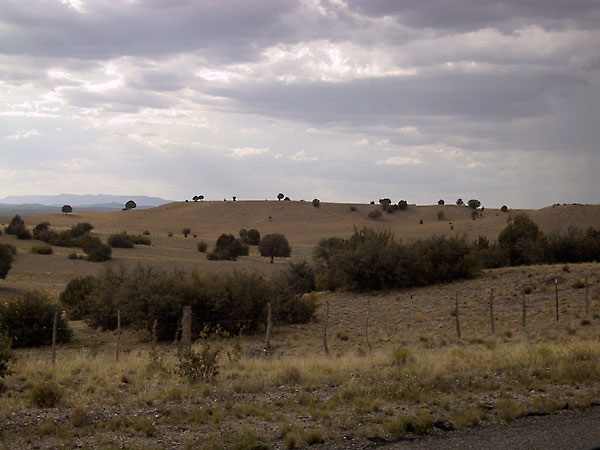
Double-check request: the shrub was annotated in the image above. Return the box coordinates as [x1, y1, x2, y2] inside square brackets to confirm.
[68, 252, 79, 260]
[82, 236, 112, 262]
[368, 209, 382, 219]
[246, 229, 261, 245]
[437, 211, 444, 221]
[468, 199, 481, 209]
[5, 215, 25, 235]
[30, 382, 63, 408]
[176, 345, 219, 383]
[143, 230, 151, 236]
[60, 276, 97, 320]
[30, 244, 53, 255]
[133, 235, 151, 245]
[349, 206, 357, 212]
[279, 261, 316, 294]
[197, 241, 208, 253]
[207, 234, 249, 261]
[33, 222, 51, 239]
[0, 291, 71, 347]
[182, 227, 191, 237]
[108, 232, 135, 248]
[0, 331, 12, 378]
[259, 233, 291, 263]
[16, 226, 32, 240]
[70, 223, 93, 238]
[0, 244, 15, 279]
[312, 198, 320, 208]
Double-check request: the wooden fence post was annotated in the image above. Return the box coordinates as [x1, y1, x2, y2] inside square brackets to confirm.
[489, 288, 495, 334]
[455, 292, 461, 339]
[522, 285, 527, 328]
[323, 300, 329, 355]
[585, 276, 589, 316]
[182, 306, 192, 352]
[265, 302, 272, 349]
[410, 295, 415, 345]
[555, 278, 559, 322]
[116, 308, 121, 361]
[52, 310, 58, 366]
[365, 298, 372, 351]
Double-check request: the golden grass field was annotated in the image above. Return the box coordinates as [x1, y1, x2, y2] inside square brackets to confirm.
[1, 201, 600, 449]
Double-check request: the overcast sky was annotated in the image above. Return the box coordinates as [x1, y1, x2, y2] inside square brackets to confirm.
[1, 0, 599, 208]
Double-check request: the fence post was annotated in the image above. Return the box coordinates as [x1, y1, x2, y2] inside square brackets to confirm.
[52, 310, 58, 366]
[489, 288, 495, 334]
[182, 305, 192, 353]
[323, 300, 329, 355]
[116, 308, 121, 361]
[265, 302, 272, 349]
[455, 292, 461, 339]
[410, 295, 415, 345]
[585, 276, 589, 316]
[522, 285, 527, 328]
[555, 278, 559, 322]
[365, 298, 372, 351]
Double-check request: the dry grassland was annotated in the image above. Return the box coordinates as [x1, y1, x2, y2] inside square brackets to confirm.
[0, 202, 600, 448]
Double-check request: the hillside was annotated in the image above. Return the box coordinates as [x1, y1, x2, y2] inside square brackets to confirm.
[6, 201, 600, 246]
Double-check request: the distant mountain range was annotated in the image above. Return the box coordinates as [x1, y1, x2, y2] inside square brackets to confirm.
[0, 194, 172, 216]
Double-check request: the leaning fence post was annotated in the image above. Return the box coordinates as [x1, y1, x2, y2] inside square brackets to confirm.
[522, 285, 527, 328]
[116, 308, 121, 361]
[52, 310, 58, 366]
[555, 278, 559, 322]
[455, 292, 461, 339]
[585, 276, 589, 316]
[489, 288, 495, 334]
[409, 295, 415, 345]
[365, 298, 372, 351]
[323, 300, 329, 355]
[182, 305, 192, 352]
[265, 302, 272, 349]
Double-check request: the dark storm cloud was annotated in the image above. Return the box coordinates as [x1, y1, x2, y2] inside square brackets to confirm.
[0, 0, 299, 62]
[344, 0, 600, 32]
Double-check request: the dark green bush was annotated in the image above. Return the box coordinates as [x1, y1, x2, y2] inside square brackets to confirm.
[30, 244, 53, 255]
[5, 215, 25, 235]
[133, 235, 151, 245]
[241, 229, 260, 246]
[0, 291, 71, 347]
[279, 261, 316, 294]
[16, 226, 32, 240]
[82, 236, 112, 262]
[33, 222, 51, 239]
[108, 232, 135, 248]
[0, 244, 15, 279]
[70, 223, 93, 238]
[197, 241, 208, 253]
[59, 276, 97, 320]
[207, 234, 249, 261]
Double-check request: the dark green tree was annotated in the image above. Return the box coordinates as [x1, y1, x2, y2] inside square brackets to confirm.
[0, 244, 14, 279]
[259, 233, 291, 263]
[125, 200, 136, 210]
[62, 205, 72, 214]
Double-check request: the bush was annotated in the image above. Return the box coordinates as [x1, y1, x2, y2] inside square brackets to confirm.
[33, 222, 51, 239]
[82, 236, 112, 262]
[182, 227, 191, 237]
[5, 215, 25, 235]
[176, 345, 219, 383]
[349, 206, 357, 212]
[16, 226, 32, 240]
[207, 234, 249, 261]
[108, 232, 135, 248]
[368, 209, 382, 220]
[70, 223, 93, 238]
[60, 276, 97, 320]
[133, 235, 151, 245]
[197, 241, 208, 253]
[30, 244, 53, 255]
[244, 229, 261, 246]
[0, 331, 12, 378]
[0, 244, 15, 279]
[259, 233, 291, 263]
[279, 261, 316, 294]
[437, 211, 444, 221]
[30, 382, 63, 408]
[0, 291, 71, 347]
[143, 230, 151, 236]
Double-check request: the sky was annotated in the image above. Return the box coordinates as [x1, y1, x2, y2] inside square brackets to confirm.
[1, 0, 599, 208]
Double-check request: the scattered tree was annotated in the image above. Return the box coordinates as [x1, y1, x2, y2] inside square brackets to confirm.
[398, 200, 408, 211]
[207, 234, 249, 261]
[259, 233, 291, 263]
[467, 199, 481, 209]
[125, 200, 137, 210]
[438, 199, 445, 205]
[62, 205, 72, 214]
[197, 241, 208, 253]
[239, 228, 260, 245]
[456, 198, 464, 206]
[379, 198, 392, 207]
[277, 193, 284, 201]
[284, 196, 291, 201]
[233, 196, 237, 201]
[312, 198, 320, 208]
[501, 205, 509, 212]
[182, 227, 191, 237]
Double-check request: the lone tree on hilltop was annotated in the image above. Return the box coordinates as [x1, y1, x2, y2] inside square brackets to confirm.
[62, 205, 72, 214]
[259, 233, 291, 263]
[277, 193, 284, 201]
[312, 198, 320, 207]
[0, 244, 15, 279]
[182, 227, 191, 238]
[438, 199, 445, 205]
[501, 205, 509, 212]
[456, 198, 464, 206]
[468, 199, 481, 209]
[125, 200, 136, 210]
[398, 200, 408, 211]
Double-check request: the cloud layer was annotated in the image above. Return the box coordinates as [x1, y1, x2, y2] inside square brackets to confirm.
[1, 0, 599, 207]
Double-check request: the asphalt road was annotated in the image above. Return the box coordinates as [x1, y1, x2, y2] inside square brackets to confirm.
[385, 406, 600, 450]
